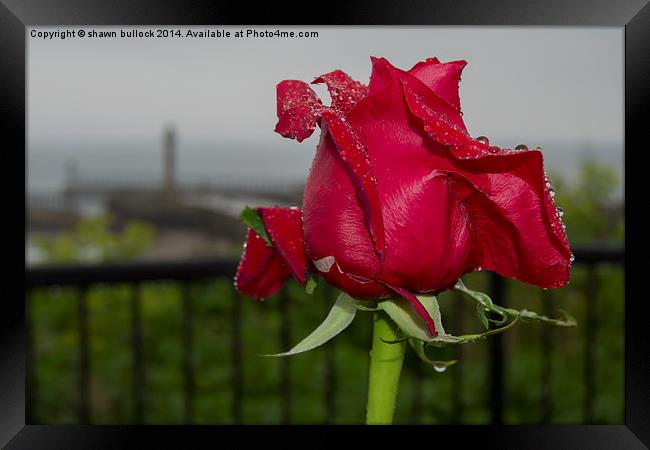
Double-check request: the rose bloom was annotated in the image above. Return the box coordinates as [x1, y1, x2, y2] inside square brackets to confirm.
[235, 56, 572, 336]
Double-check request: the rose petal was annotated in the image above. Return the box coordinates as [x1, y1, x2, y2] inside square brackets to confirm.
[447, 150, 571, 262]
[401, 82, 485, 157]
[367, 57, 466, 132]
[320, 109, 385, 256]
[348, 78, 473, 292]
[398, 76, 571, 286]
[320, 260, 391, 300]
[303, 125, 383, 281]
[312, 70, 368, 114]
[274, 80, 324, 142]
[348, 72, 570, 289]
[408, 58, 467, 112]
[408, 57, 441, 71]
[442, 169, 571, 288]
[235, 229, 291, 299]
[348, 78, 425, 149]
[376, 170, 474, 293]
[257, 206, 309, 284]
[398, 68, 565, 255]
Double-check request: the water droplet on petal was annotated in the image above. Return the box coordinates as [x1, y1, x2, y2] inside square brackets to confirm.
[515, 144, 528, 151]
[476, 136, 489, 145]
[433, 363, 447, 373]
[557, 207, 564, 218]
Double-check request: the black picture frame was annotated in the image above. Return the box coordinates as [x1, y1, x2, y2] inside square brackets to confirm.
[4, 0, 649, 447]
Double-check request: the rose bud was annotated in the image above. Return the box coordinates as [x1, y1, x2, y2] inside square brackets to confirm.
[236, 57, 572, 337]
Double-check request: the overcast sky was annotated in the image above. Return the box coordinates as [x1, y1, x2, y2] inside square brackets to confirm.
[27, 26, 623, 190]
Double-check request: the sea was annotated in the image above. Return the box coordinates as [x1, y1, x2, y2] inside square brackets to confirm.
[27, 136, 624, 198]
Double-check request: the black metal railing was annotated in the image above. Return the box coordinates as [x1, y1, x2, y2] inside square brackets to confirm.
[24, 244, 624, 424]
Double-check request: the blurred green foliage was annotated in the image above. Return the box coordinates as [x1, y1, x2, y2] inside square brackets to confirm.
[33, 214, 156, 263]
[28, 160, 624, 424]
[552, 159, 624, 243]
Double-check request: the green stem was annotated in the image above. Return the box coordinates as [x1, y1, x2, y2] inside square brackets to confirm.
[366, 311, 406, 425]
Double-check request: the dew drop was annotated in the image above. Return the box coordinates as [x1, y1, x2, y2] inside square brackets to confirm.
[515, 144, 528, 151]
[476, 136, 489, 145]
[557, 207, 564, 218]
[433, 363, 447, 373]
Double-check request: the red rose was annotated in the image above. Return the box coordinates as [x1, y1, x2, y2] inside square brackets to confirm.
[235, 56, 572, 337]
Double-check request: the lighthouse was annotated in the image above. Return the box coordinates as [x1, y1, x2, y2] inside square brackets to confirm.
[163, 125, 176, 196]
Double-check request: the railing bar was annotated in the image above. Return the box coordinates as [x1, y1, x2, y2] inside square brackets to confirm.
[451, 289, 464, 423]
[489, 273, 505, 425]
[540, 290, 554, 423]
[182, 282, 195, 424]
[279, 286, 292, 424]
[323, 284, 337, 425]
[77, 285, 90, 424]
[27, 258, 239, 287]
[231, 291, 243, 424]
[584, 264, 598, 423]
[25, 244, 622, 287]
[410, 364, 423, 424]
[25, 288, 37, 424]
[130, 282, 144, 424]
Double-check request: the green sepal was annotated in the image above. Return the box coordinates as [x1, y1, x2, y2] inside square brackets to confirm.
[455, 279, 577, 328]
[408, 338, 458, 372]
[476, 303, 490, 331]
[374, 293, 521, 345]
[377, 294, 447, 342]
[351, 301, 380, 312]
[499, 306, 577, 327]
[442, 313, 521, 344]
[455, 279, 494, 308]
[264, 292, 356, 357]
[240, 206, 272, 246]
